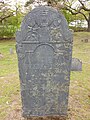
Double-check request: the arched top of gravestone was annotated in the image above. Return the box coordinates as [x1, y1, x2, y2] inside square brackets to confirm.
[19, 6, 72, 43]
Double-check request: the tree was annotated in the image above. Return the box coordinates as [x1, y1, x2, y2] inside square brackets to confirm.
[25, 0, 90, 32]
[62, 0, 90, 32]
[0, 0, 23, 37]
[0, 0, 13, 23]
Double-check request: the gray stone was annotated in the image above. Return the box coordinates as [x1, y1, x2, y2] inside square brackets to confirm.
[71, 58, 82, 71]
[16, 6, 73, 118]
[10, 48, 14, 54]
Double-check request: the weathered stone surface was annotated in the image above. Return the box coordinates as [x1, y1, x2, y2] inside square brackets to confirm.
[71, 58, 82, 71]
[16, 6, 73, 118]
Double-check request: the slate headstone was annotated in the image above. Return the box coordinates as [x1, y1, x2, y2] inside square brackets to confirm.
[16, 6, 73, 119]
[71, 58, 82, 71]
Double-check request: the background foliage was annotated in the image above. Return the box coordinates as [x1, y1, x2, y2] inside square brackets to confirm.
[0, 0, 90, 38]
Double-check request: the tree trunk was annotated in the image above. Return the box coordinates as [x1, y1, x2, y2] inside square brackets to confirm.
[87, 13, 90, 32]
[87, 21, 90, 32]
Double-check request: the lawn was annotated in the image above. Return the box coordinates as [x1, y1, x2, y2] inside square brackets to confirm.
[0, 32, 90, 120]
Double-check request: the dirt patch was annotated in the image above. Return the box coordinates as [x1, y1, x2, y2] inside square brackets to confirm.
[26, 116, 66, 120]
[5, 111, 67, 120]
[5, 108, 28, 120]
[0, 53, 4, 59]
[0, 37, 15, 40]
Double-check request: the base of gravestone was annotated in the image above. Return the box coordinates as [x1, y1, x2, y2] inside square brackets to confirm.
[24, 116, 67, 120]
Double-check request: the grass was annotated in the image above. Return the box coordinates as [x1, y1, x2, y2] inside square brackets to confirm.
[68, 32, 90, 120]
[0, 40, 21, 120]
[0, 32, 90, 120]
[0, 40, 18, 76]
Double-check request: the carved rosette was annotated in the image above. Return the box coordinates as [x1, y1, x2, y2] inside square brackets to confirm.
[20, 6, 72, 43]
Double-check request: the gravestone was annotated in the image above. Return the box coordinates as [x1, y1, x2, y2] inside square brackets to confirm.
[10, 48, 14, 54]
[71, 58, 82, 71]
[16, 6, 73, 119]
